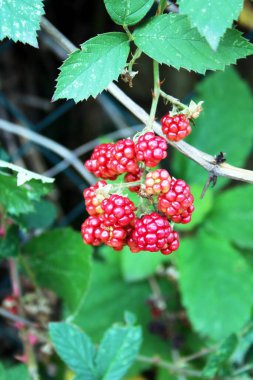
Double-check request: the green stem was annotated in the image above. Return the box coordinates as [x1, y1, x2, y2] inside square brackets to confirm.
[123, 25, 134, 41]
[157, 0, 168, 14]
[137, 355, 203, 378]
[128, 47, 142, 72]
[160, 89, 187, 110]
[148, 60, 160, 128]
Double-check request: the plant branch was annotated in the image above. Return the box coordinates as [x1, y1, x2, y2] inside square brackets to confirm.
[137, 355, 203, 378]
[148, 60, 161, 127]
[160, 89, 187, 110]
[0, 118, 95, 184]
[40, 17, 253, 185]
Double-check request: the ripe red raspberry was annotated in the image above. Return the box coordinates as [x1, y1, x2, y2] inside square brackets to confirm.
[101, 194, 136, 227]
[161, 113, 192, 142]
[108, 139, 139, 175]
[85, 143, 118, 180]
[83, 180, 107, 216]
[135, 132, 167, 167]
[145, 169, 171, 195]
[128, 212, 178, 253]
[81, 215, 104, 246]
[158, 179, 194, 224]
[124, 170, 143, 192]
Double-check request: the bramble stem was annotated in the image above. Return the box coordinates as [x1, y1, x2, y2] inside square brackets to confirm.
[148, 60, 160, 128]
[159, 89, 187, 110]
[123, 25, 134, 41]
[128, 48, 142, 73]
[137, 355, 203, 378]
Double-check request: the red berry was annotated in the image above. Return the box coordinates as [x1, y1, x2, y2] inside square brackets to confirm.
[161, 231, 180, 255]
[101, 194, 136, 227]
[128, 212, 179, 253]
[85, 143, 118, 180]
[135, 132, 167, 167]
[100, 223, 130, 251]
[145, 169, 171, 195]
[124, 170, 143, 192]
[158, 179, 194, 224]
[108, 139, 139, 175]
[81, 214, 130, 251]
[161, 113, 191, 142]
[2, 295, 18, 315]
[81, 215, 104, 246]
[83, 180, 107, 216]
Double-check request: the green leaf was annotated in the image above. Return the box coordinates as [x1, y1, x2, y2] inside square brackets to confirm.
[121, 246, 169, 282]
[175, 184, 213, 232]
[176, 68, 253, 187]
[0, 225, 19, 260]
[203, 335, 238, 378]
[95, 323, 142, 380]
[133, 14, 253, 74]
[22, 228, 92, 314]
[0, 365, 29, 380]
[49, 322, 97, 379]
[54, 32, 130, 102]
[104, 0, 154, 26]
[176, 232, 253, 340]
[206, 185, 253, 250]
[74, 251, 176, 362]
[0, 159, 54, 186]
[0, 173, 52, 216]
[205, 185, 253, 249]
[15, 199, 57, 230]
[0, 0, 44, 47]
[6, 365, 29, 380]
[178, 0, 244, 50]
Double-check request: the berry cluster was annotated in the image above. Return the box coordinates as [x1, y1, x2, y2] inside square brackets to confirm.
[82, 124, 194, 255]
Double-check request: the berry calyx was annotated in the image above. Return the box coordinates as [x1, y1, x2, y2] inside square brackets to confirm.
[161, 113, 191, 142]
[145, 169, 171, 195]
[85, 143, 118, 179]
[108, 139, 139, 175]
[128, 212, 179, 253]
[135, 132, 167, 167]
[158, 179, 194, 224]
[101, 194, 136, 227]
[83, 180, 107, 216]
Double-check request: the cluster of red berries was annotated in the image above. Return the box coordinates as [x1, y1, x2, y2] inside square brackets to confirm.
[82, 114, 194, 255]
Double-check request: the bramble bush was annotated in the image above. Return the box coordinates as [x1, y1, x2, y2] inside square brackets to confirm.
[1, 1, 253, 379]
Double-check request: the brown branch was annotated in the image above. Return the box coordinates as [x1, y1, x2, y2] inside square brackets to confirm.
[40, 17, 253, 185]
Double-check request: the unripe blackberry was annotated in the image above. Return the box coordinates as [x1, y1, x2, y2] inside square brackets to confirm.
[161, 231, 180, 255]
[108, 139, 139, 175]
[83, 180, 107, 216]
[101, 194, 136, 227]
[135, 132, 167, 167]
[100, 222, 129, 251]
[128, 212, 178, 253]
[158, 179, 194, 224]
[85, 143, 118, 180]
[161, 113, 191, 142]
[81, 215, 104, 246]
[145, 169, 171, 195]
